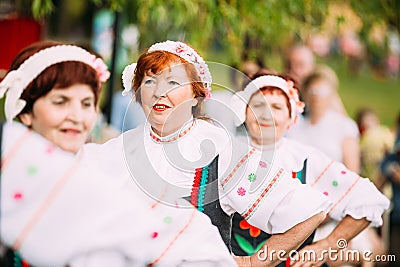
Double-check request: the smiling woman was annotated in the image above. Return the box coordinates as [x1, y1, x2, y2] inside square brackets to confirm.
[4, 40, 107, 153]
[115, 40, 332, 266]
[0, 40, 110, 266]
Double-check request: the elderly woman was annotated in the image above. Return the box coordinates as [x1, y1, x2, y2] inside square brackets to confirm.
[230, 71, 389, 266]
[85, 40, 331, 266]
[0, 41, 236, 267]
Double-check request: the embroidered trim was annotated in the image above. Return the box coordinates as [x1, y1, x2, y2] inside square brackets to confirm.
[327, 176, 362, 215]
[148, 209, 197, 266]
[221, 148, 256, 187]
[241, 168, 284, 220]
[190, 165, 210, 212]
[197, 166, 209, 212]
[190, 168, 202, 206]
[1, 129, 33, 169]
[13, 152, 84, 250]
[149, 120, 195, 143]
[311, 160, 334, 187]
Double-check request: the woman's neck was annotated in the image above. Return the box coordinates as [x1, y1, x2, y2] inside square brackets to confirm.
[308, 108, 328, 124]
[152, 115, 194, 137]
[251, 136, 278, 147]
[149, 117, 194, 142]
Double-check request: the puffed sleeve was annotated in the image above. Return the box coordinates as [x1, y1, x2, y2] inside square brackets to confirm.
[218, 139, 331, 234]
[306, 148, 390, 227]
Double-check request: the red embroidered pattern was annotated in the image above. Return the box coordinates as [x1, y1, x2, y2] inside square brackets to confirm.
[190, 168, 203, 206]
[242, 168, 284, 220]
[149, 121, 195, 143]
[221, 148, 256, 187]
[13, 152, 84, 250]
[148, 209, 197, 266]
[311, 160, 334, 187]
[328, 176, 361, 215]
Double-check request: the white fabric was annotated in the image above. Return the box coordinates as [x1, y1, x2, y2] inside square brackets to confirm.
[252, 137, 389, 227]
[1, 122, 236, 267]
[0, 45, 109, 121]
[117, 119, 330, 234]
[287, 110, 359, 162]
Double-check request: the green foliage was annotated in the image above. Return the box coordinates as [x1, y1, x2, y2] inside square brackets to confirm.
[29, 0, 399, 64]
[32, 0, 54, 19]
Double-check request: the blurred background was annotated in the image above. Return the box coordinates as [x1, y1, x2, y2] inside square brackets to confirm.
[0, 0, 399, 127]
[1, 1, 400, 265]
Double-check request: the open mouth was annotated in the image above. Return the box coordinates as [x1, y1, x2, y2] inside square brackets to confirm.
[153, 104, 171, 112]
[61, 128, 81, 136]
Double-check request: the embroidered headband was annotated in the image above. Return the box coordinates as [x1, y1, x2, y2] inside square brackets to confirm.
[230, 75, 305, 126]
[0, 45, 110, 122]
[121, 40, 212, 99]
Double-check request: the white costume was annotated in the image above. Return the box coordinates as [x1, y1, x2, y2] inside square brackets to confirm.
[88, 118, 331, 237]
[262, 137, 389, 228]
[287, 110, 359, 163]
[1, 122, 237, 267]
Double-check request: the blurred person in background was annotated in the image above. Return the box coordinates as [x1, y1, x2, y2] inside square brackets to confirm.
[380, 112, 400, 267]
[287, 65, 360, 173]
[284, 45, 347, 115]
[356, 108, 394, 185]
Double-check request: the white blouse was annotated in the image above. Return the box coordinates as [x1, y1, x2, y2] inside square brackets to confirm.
[287, 110, 359, 163]
[249, 137, 389, 227]
[109, 119, 331, 234]
[1, 122, 236, 267]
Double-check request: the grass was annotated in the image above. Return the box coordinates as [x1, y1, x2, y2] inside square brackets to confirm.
[326, 56, 400, 128]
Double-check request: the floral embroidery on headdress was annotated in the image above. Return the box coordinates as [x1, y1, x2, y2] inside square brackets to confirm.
[121, 41, 212, 99]
[230, 75, 305, 126]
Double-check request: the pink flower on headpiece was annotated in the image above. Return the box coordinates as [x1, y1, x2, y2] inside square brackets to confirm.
[91, 57, 110, 82]
[199, 65, 205, 75]
[286, 80, 305, 115]
[296, 101, 305, 114]
[188, 52, 198, 63]
[175, 43, 187, 54]
[205, 87, 212, 99]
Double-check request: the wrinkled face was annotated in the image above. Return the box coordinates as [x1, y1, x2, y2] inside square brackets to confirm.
[140, 63, 196, 136]
[303, 78, 334, 113]
[245, 90, 291, 145]
[19, 84, 97, 153]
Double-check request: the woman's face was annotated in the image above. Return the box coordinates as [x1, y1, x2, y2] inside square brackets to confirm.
[245, 90, 291, 145]
[303, 79, 334, 113]
[140, 63, 196, 136]
[19, 84, 97, 153]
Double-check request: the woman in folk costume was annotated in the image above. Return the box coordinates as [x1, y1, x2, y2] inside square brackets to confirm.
[230, 71, 390, 266]
[87, 40, 331, 266]
[0, 41, 237, 267]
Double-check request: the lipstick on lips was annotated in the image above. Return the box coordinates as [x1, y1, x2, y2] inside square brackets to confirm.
[61, 128, 81, 137]
[259, 122, 273, 128]
[153, 103, 171, 112]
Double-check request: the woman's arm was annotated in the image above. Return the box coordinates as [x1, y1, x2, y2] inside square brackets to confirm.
[291, 215, 370, 267]
[342, 136, 360, 173]
[234, 212, 325, 266]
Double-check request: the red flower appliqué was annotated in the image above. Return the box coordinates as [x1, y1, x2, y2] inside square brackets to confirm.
[239, 219, 261, 237]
